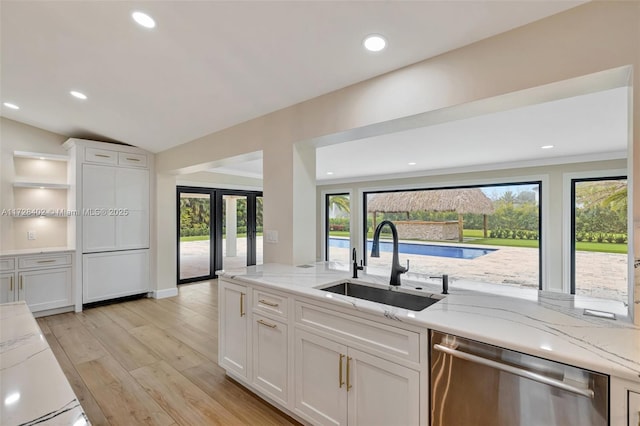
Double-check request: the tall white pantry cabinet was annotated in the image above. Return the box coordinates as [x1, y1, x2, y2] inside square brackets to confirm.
[64, 139, 154, 310]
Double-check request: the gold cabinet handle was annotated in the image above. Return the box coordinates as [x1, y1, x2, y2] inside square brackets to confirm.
[9, 276, 13, 291]
[19, 275, 23, 290]
[240, 292, 245, 317]
[37, 259, 56, 263]
[257, 319, 277, 328]
[125, 157, 141, 162]
[346, 356, 352, 391]
[259, 299, 279, 307]
[95, 154, 111, 158]
[339, 354, 345, 388]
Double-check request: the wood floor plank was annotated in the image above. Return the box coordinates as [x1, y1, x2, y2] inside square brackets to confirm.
[131, 360, 244, 426]
[37, 318, 110, 426]
[123, 299, 197, 330]
[181, 362, 300, 426]
[76, 355, 175, 426]
[102, 304, 148, 330]
[76, 308, 114, 329]
[88, 321, 160, 371]
[49, 317, 108, 365]
[163, 321, 218, 363]
[129, 324, 209, 372]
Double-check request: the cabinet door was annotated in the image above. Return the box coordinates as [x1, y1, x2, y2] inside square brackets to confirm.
[347, 347, 420, 426]
[82, 250, 149, 303]
[0, 273, 16, 304]
[252, 314, 288, 405]
[116, 168, 149, 249]
[219, 281, 249, 379]
[294, 329, 348, 426]
[82, 164, 117, 252]
[630, 391, 640, 426]
[18, 268, 72, 312]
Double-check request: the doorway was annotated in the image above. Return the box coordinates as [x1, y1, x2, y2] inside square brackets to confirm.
[177, 187, 263, 284]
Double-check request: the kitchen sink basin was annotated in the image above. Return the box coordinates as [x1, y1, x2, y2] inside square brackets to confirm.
[319, 282, 442, 311]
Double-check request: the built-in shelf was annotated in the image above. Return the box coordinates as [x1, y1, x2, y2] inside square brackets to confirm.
[13, 182, 70, 189]
[13, 151, 68, 162]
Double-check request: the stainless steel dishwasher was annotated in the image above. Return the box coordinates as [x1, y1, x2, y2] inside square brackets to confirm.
[430, 331, 608, 426]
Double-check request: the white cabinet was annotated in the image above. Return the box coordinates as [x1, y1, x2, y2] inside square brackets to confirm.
[219, 280, 249, 379]
[630, 391, 640, 426]
[252, 314, 288, 405]
[293, 329, 420, 426]
[82, 164, 149, 252]
[82, 250, 149, 303]
[1, 272, 16, 304]
[0, 253, 73, 314]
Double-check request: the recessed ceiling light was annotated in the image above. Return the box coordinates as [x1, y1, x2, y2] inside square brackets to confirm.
[132, 11, 156, 29]
[363, 34, 386, 52]
[3, 102, 19, 110]
[70, 91, 87, 100]
[326, 171, 334, 175]
[39, 157, 45, 160]
[541, 145, 554, 149]
[408, 162, 417, 166]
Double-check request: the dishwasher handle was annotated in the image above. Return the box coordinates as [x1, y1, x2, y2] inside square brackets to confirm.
[433, 343, 595, 399]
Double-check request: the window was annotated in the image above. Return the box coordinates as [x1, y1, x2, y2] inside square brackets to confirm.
[363, 182, 541, 290]
[325, 193, 351, 263]
[571, 177, 627, 302]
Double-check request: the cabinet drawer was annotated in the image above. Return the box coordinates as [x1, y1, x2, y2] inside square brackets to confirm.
[85, 147, 117, 165]
[18, 254, 72, 269]
[630, 391, 640, 426]
[253, 288, 288, 319]
[118, 152, 147, 168]
[296, 302, 420, 363]
[0, 258, 15, 271]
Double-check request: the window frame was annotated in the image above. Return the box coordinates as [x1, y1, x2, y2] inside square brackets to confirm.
[322, 189, 354, 263]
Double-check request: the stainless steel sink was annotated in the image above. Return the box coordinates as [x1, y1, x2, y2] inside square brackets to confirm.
[319, 282, 442, 311]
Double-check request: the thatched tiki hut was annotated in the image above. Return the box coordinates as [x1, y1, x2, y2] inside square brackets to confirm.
[367, 189, 494, 242]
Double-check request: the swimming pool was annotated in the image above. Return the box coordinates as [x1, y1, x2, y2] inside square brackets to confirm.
[329, 238, 496, 260]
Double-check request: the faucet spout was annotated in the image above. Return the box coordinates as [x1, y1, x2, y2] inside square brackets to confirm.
[371, 220, 408, 286]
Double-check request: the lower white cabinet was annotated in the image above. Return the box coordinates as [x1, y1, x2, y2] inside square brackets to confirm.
[630, 391, 640, 426]
[252, 314, 288, 405]
[294, 329, 420, 426]
[0, 253, 73, 313]
[82, 250, 149, 303]
[219, 280, 249, 379]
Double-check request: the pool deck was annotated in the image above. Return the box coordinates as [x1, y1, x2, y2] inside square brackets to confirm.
[180, 237, 628, 303]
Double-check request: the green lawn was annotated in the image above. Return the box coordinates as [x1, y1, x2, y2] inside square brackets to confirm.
[328, 229, 627, 254]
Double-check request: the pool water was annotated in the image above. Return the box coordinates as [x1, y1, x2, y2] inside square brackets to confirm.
[329, 238, 496, 260]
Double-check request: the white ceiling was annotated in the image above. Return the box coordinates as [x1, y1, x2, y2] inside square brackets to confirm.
[1, 1, 584, 153]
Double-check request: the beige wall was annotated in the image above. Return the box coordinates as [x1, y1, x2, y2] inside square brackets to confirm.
[0, 117, 68, 250]
[152, 2, 639, 320]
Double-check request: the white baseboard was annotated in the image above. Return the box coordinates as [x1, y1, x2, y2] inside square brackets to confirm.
[150, 287, 178, 299]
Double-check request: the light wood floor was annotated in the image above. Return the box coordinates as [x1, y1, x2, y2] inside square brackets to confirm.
[37, 280, 301, 426]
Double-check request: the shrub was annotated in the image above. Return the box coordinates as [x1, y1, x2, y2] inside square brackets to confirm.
[596, 233, 605, 243]
[575, 232, 585, 242]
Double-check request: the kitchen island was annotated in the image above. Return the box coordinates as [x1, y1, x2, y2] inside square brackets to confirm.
[0, 301, 88, 425]
[218, 262, 640, 425]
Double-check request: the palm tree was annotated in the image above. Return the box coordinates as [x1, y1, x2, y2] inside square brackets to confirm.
[328, 195, 350, 214]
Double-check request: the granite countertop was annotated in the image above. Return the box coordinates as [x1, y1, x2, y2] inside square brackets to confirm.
[219, 262, 640, 384]
[0, 247, 75, 257]
[0, 301, 88, 426]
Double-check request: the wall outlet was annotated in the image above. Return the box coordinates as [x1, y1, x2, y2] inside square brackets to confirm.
[27, 230, 36, 240]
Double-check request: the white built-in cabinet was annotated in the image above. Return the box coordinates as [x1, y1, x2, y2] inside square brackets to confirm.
[630, 391, 639, 426]
[64, 139, 153, 307]
[0, 252, 73, 315]
[218, 278, 425, 426]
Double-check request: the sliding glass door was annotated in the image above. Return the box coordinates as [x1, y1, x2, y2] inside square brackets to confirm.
[177, 187, 262, 284]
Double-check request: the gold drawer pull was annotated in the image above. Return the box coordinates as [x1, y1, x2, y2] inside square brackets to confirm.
[9, 276, 13, 291]
[339, 354, 345, 388]
[259, 299, 279, 307]
[37, 259, 56, 263]
[125, 157, 141, 162]
[257, 319, 277, 328]
[346, 356, 352, 391]
[240, 293, 245, 317]
[19, 276, 23, 290]
[95, 154, 111, 158]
